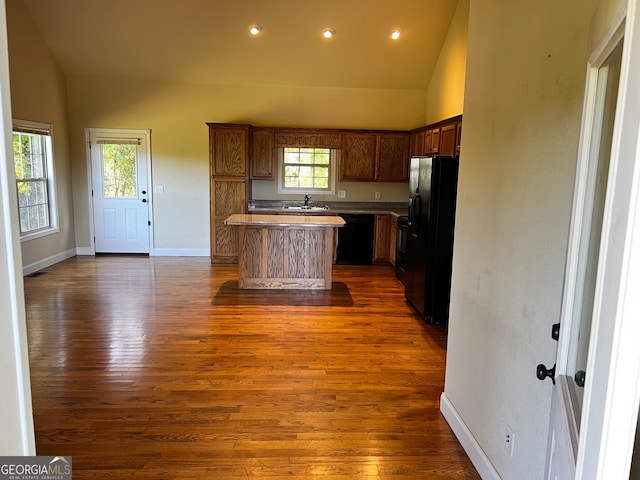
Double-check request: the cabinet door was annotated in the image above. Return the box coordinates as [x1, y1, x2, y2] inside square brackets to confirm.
[251, 130, 274, 179]
[373, 214, 391, 263]
[430, 128, 441, 154]
[376, 134, 409, 182]
[439, 124, 456, 157]
[411, 131, 426, 157]
[455, 122, 462, 157]
[209, 125, 249, 176]
[211, 178, 247, 262]
[341, 134, 376, 181]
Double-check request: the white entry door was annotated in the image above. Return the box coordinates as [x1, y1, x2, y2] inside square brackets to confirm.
[89, 129, 151, 253]
[545, 1, 640, 478]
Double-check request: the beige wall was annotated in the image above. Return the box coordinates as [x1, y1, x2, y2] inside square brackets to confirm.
[6, 0, 75, 267]
[443, 0, 595, 478]
[66, 78, 428, 250]
[425, 0, 469, 125]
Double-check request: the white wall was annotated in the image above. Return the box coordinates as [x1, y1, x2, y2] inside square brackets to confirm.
[443, 0, 595, 478]
[6, 0, 75, 270]
[0, 0, 35, 454]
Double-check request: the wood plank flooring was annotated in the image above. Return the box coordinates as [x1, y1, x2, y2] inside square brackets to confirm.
[23, 256, 479, 479]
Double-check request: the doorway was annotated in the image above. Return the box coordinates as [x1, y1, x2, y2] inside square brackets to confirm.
[88, 129, 152, 254]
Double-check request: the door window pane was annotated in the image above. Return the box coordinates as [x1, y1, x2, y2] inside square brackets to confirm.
[102, 144, 137, 198]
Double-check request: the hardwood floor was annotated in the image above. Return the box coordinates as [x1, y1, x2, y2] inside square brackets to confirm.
[24, 256, 479, 479]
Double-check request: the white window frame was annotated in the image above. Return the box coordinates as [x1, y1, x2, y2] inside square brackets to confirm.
[12, 119, 59, 241]
[277, 147, 337, 195]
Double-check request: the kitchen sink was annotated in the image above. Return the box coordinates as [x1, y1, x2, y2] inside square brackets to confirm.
[284, 205, 330, 211]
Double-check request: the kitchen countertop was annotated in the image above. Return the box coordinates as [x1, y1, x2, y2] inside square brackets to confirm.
[248, 201, 408, 218]
[225, 214, 346, 227]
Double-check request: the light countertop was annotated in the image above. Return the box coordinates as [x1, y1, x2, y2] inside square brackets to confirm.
[225, 214, 346, 227]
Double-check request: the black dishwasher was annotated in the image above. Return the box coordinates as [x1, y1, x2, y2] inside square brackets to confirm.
[336, 214, 374, 265]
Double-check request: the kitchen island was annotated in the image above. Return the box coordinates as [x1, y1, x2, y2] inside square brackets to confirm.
[224, 214, 346, 290]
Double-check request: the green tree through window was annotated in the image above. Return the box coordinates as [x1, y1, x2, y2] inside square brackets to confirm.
[102, 144, 137, 198]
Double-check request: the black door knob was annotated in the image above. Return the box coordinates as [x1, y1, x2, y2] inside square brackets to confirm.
[551, 323, 560, 341]
[142, 190, 147, 195]
[536, 363, 556, 384]
[142, 199, 147, 203]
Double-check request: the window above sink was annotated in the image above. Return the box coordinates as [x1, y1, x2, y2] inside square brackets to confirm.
[277, 147, 338, 195]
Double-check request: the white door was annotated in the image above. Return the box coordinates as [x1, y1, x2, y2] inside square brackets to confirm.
[545, 1, 640, 478]
[89, 129, 151, 253]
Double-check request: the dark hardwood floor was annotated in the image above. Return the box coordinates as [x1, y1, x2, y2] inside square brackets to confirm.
[23, 256, 479, 479]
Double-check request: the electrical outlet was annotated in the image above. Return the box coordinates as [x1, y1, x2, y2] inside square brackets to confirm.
[154, 185, 164, 194]
[505, 426, 515, 457]
[374, 191, 381, 200]
[338, 190, 346, 198]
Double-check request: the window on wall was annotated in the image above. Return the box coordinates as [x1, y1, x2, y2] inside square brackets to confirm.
[277, 147, 337, 194]
[12, 120, 58, 239]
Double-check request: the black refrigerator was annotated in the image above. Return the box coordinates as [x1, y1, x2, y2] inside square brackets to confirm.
[405, 156, 459, 324]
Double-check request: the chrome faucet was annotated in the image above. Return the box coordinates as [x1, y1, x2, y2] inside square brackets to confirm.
[304, 194, 311, 207]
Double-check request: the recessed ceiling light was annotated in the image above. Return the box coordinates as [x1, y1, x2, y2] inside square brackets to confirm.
[322, 28, 334, 39]
[249, 25, 261, 35]
[390, 29, 401, 40]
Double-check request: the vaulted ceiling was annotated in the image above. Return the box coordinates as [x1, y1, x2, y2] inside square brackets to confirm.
[18, 0, 459, 90]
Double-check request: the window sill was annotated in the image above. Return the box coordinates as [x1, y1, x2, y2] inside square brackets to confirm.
[20, 227, 60, 243]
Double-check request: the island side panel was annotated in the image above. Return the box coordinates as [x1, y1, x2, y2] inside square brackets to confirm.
[267, 228, 285, 278]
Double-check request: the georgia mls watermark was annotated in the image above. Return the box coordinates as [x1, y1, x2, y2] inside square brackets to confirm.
[0, 456, 72, 480]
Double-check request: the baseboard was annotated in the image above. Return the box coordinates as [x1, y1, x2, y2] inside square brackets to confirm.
[440, 392, 501, 480]
[22, 248, 77, 276]
[76, 246, 95, 256]
[150, 248, 210, 257]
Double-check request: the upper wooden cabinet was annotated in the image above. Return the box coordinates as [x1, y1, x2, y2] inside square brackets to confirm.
[439, 124, 456, 157]
[411, 130, 426, 157]
[341, 134, 376, 181]
[409, 115, 462, 159]
[251, 129, 274, 180]
[341, 133, 410, 182]
[209, 124, 249, 177]
[376, 134, 409, 182]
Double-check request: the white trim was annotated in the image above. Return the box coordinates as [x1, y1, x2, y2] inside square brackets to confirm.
[440, 393, 500, 480]
[21, 248, 76, 276]
[0, 0, 35, 454]
[76, 246, 95, 256]
[86, 128, 153, 253]
[150, 248, 210, 257]
[576, 0, 640, 476]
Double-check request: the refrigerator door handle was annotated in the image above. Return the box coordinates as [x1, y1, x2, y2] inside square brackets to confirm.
[411, 193, 422, 236]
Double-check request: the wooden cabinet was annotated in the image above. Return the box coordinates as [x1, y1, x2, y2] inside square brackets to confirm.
[342, 133, 410, 182]
[455, 122, 462, 157]
[251, 129, 274, 179]
[411, 131, 427, 156]
[389, 217, 397, 266]
[439, 124, 456, 157]
[210, 178, 247, 262]
[376, 134, 409, 182]
[425, 127, 440, 155]
[373, 214, 391, 263]
[209, 124, 248, 176]
[341, 134, 376, 181]
[208, 123, 250, 263]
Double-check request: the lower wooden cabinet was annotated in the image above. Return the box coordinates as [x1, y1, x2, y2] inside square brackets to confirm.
[373, 214, 391, 263]
[210, 178, 247, 263]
